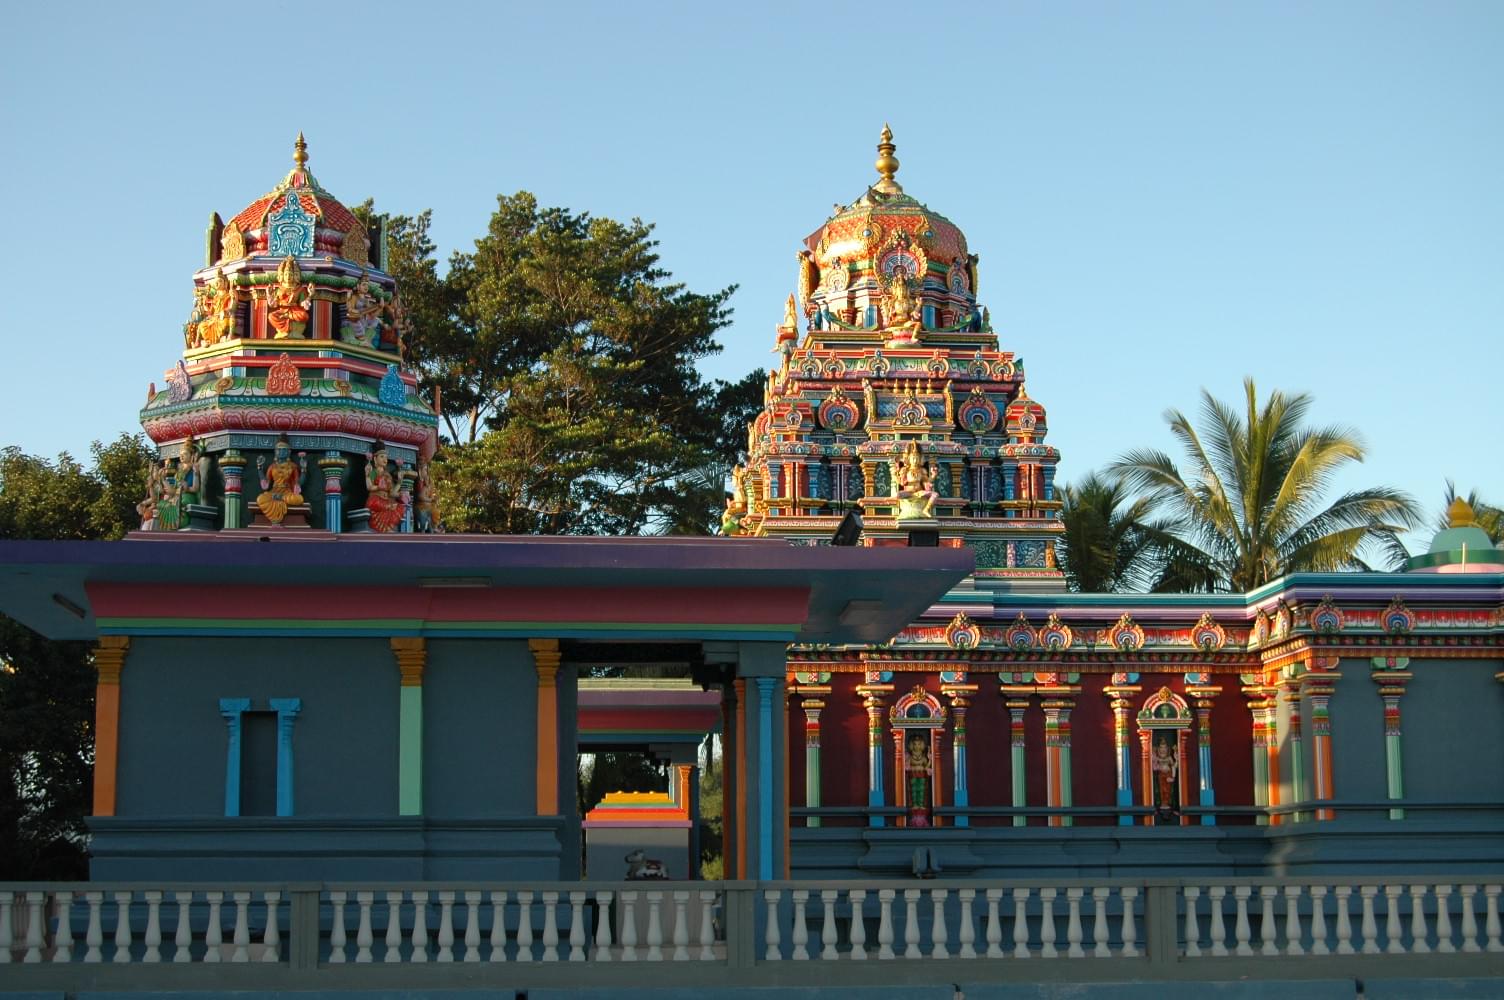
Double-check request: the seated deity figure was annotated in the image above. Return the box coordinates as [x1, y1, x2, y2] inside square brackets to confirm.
[255, 435, 306, 523]
[893, 441, 939, 520]
[721, 464, 749, 536]
[136, 462, 165, 530]
[881, 266, 924, 347]
[365, 443, 407, 533]
[343, 271, 385, 348]
[262, 256, 315, 339]
[189, 271, 237, 347]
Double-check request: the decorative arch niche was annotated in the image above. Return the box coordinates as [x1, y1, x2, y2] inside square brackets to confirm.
[889, 685, 947, 828]
[1137, 686, 1192, 826]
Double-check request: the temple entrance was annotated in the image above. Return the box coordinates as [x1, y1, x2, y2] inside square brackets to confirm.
[1137, 687, 1193, 826]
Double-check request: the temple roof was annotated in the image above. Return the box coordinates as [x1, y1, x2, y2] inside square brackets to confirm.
[225, 133, 360, 239]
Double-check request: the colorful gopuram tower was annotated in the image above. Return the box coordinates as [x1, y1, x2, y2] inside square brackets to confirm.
[137, 135, 438, 533]
[726, 127, 1064, 589]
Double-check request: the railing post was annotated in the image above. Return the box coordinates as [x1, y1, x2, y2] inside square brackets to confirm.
[288, 885, 322, 971]
[1144, 884, 1178, 967]
[724, 885, 757, 970]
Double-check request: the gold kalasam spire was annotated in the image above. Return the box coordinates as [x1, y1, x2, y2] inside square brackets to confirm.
[293, 132, 309, 170]
[874, 123, 903, 195]
[1448, 497, 1476, 528]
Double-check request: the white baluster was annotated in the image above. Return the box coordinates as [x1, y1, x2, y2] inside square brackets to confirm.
[790, 889, 809, 960]
[763, 889, 780, 962]
[113, 890, 134, 963]
[1283, 885, 1304, 955]
[139, 891, 161, 964]
[542, 891, 561, 963]
[697, 890, 716, 961]
[436, 890, 455, 963]
[0, 891, 12, 964]
[957, 889, 976, 959]
[513, 890, 532, 963]
[1484, 884, 1502, 952]
[877, 888, 895, 960]
[1459, 884, 1480, 953]
[261, 891, 280, 962]
[1065, 888, 1084, 957]
[568, 892, 586, 963]
[231, 891, 250, 963]
[644, 890, 662, 962]
[328, 891, 347, 963]
[1434, 885, 1454, 954]
[618, 890, 637, 961]
[1409, 885, 1430, 954]
[820, 890, 839, 960]
[410, 890, 429, 963]
[383, 891, 404, 962]
[465, 891, 483, 963]
[671, 891, 689, 962]
[984, 888, 1003, 958]
[1012, 887, 1031, 958]
[1039, 888, 1057, 958]
[592, 890, 613, 962]
[25, 891, 47, 963]
[355, 891, 374, 963]
[1258, 887, 1278, 956]
[902, 889, 921, 959]
[1233, 886, 1253, 956]
[848, 888, 868, 960]
[54, 891, 75, 964]
[1310, 885, 1330, 955]
[1359, 885, 1379, 954]
[1183, 886, 1201, 957]
[1334, 885, 1355, 955]
[491, 890, 508, 962]
[1092, 887, 1110, 958]
[202, 892, 222, 964]
[84, 891, 103, 963]
[930, 888, 950, 958]
[1119, 887, 1140, 958]
[1208, 886, 1228, 956]
[1384, 884, 1404, 954]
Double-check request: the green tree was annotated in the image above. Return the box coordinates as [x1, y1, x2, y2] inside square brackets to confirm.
[1058, 472, 1210, 592]
[1437, 480, 1503, 543]
[0, 434, 154, 878]
[1111, 378, 1419, 592]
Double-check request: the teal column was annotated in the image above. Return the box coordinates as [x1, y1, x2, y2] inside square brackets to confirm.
[219, 451, 246, 530]
[269, 698, 302, 817]
[218, 698, 251, 817]
[1006, 698, 1028, 827]
[319, 453, 348, 533]
[1106, 685, 1140, 826]
[946, 690, 975, 827]
[1371, 657, 1412, 820]
[737, 642, 786, 881]
[755, 677, 775, 880]
[391, 639, 426, 815]
[1189, 687, 1221, 826]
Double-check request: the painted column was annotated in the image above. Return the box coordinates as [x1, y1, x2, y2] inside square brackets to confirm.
[319, 453, 349, 533]
[1041, 695, 1076, 827]
[1283, 680, 1306, 823]
[390, 638, 426, 815]
[725, 680, 742, 880]
[219, 451, 246, 530]
[1187, 682, 1222, 826]
[1006, 697, 1029, 827]
[399, 466, 418, 533]
[801, 697, 824, 828]
[1263, 680, 1283, 826]
[942, 684, 979, 827]
[528, 639, 561, 816]
[218, 697, 251, 817]
[269, 698, 302, 817]
[91, 637, 130, 817]
[1371, 656, 1413, 820]
[1104, 679, 1141, 827]
[1241, 678, 1268, 824]
[855, 678, 893, 827]
[890, 729, 908, 823]
[1303, 658, 1337, 821]
[753, 676, 777, 880]
[1137, 731, 1153, 827]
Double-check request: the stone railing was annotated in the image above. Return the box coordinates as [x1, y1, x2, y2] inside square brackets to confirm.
[1, 877, 1500, 991]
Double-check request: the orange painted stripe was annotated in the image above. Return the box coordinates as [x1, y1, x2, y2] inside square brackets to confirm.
[734, 680, 747, 881]
[93, 683, 120, 817]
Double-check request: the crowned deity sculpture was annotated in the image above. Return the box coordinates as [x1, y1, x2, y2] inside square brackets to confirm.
[364, 443, 407, 533]
[905, 735, 933, 827]
[721, 464, 749, 536]
[413, 457, 436, 533]
[175, 436, 211, 508]
[343, 270, 385, 348]
[881, 266, 924, 347]
[893, 441, 939, 520]
[261, 256, 316, 339]
[136, 462, 166, 530]
[187, 270, 237, 348]
[255, 435, 307, 523]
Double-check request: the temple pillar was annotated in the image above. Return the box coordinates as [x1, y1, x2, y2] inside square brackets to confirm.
[736, 642, 787, 881]
[801, 696, 824, 828]
[1186, 681, 1222, 826]
[942, 682, 979, 827]
[319, 453, 349, 533]
[390, 638, 426, 815]
[724, 679, 743, 880]
[399, 466, 418, 533]
[1282, 677, 1306, 823]
[1103, 680, 1141, 826]
[1005, 696, 1029, 827]
[269, 698, 302, 817]
[1303, 657, 1338, 821]
[218, 698, 251, 817]
[1371, 656, 1413, 819]
[1262, 681, 1283, 825]
[856, 675, 894, 827]
[91, 637, 130, 817]
[1041, 690, 1078, 827]
[219, 451, 246, 530]
[528, 639, 561, 816]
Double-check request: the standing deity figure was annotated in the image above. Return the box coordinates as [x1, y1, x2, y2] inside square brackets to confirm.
[156, 460, 183, 532]
[136, 462, 165, 530]
[261, 256, 316, 339]
[365, 443, 407, 533]
[343, 271, 385, 348]
[905, 735, 933, 828]
[1152, 735, 1179, 817]
[413, 458, 436, 533]
[721, 464, 749, 536]
[255, 435, 306, 523]
[881, 266, 924, 347]
[893, 441, 939, 520]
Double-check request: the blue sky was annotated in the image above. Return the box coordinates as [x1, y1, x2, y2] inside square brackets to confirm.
[2, 2, 1499, 549]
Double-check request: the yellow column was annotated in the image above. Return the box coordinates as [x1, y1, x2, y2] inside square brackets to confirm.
[92, 637, 131, 817]
[529, 639, 561, 816]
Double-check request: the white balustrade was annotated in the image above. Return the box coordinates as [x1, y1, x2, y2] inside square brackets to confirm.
[592, 890, 612, 962]
[383, 891, 403, 963]
[644, 890, 663, 962]
[465, 891, 483, 962]
[410, 889, 429, 963]
[1409, 885, 1429, 954]
[490, 890, 508, 962]
[1485, 884, 1502, 952]
[1334, 885, 1354, 955]
[1208, 886, 1228, 956]
[819, 889, 838, 960]
[542, 890, 561, 963]
[1460, 884, 1480, 952]
[902, 888, 921, 959]
[1434, 885, 1454, 953]
[619, 890, 638, 961]
[514, 889, 533, 963]
[697, 889, 717, 961]
[203, 892, 222, 963]
[1091, 887, 1111, 958]
[930, 888, 949, 958]
[1283, 885, 1304, 955]
[568, 891, 587, 963]
[1384, 884, 1404, 955]
[762, 889, 780, 961]
[1039, 887, 1058, 958]
[983, 888, 1002, 958]
[231, 891, 250, 963]
[84, 891, 103, 963]
[25, 891, 46, 963]
[1183, 886, 1201, 957]
[0, 890, 11, 963]
[790, 888, 809, 960]
[1258, 886, 1278, 956]
[1118, 886, 1139, 958]
[436, 890, 455, 963]
[355, 891, 374, 963]
[114, 890, 134, 963]
[1011, 887, 1030, 958]
[55, 891, 75, 963]
[848, 888, 868, 960]
[671, 890, 690, 962]
[329, 891, 347, 963]
[957, 888, 977, 958]
[877, 888, 895, 959]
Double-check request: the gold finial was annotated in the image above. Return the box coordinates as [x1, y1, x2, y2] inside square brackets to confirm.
[874, 123, 903, 195]
[1448, 497, 1476, 528]
[293, 132, 308, 170]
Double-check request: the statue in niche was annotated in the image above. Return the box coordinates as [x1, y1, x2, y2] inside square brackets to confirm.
[721, 464, 748, 536]
[174, 436, 211, 511]
[156, 461, 183, 532]
[261, 256, 316, 339]
[894, 441, 938, 520]
[188, 270, 237, 348]
[905, 735, 933, 828]
[1152, 732, 1180, 820]
[255, 435, 306, 524]
[881, 265, 924, 347]
[365, 443, 407, 533]
[343, 271, 385, 348]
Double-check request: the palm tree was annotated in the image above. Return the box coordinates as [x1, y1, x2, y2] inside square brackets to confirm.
[1111, 378, 1419, 592]
[1058, 472, 1205, 592]
[1437, 480, 1504, 543]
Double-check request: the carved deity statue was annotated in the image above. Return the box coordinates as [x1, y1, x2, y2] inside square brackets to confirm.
[893, 441, 939, 520]
[905, 735, 932, 828]
[365, 443, 407, 533]
[343, 271, 385, 348]
[413, 457, 436, 533]
[174, 436, 211, 509]
[1152, 734, 1179, 817]
[156, 461, 183, 531]
[261, 256, 316, 339]
[721, 464, 748, 537]
[136, 462, 165, 530]
[187, 270, 237, 348]
[881, 266, 924, 347]
[255, 435, 306, 523]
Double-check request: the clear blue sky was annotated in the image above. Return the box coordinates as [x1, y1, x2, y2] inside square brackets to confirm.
[3, 2, 1499, 550]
